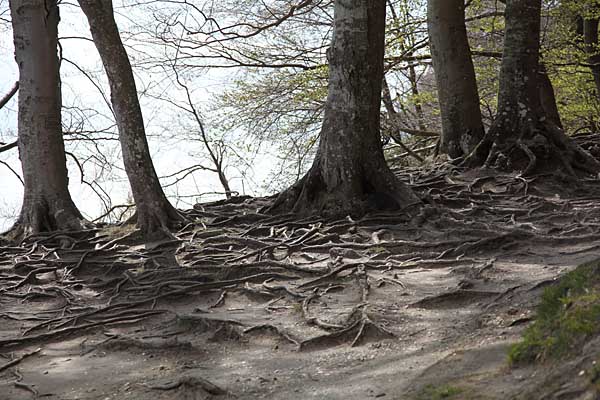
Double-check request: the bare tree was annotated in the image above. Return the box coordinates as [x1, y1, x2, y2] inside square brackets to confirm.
[428, 0, 484, 158]
[78, 0, 183, 237]
[269, 0, 419, 216]
[7, 0, 86, 238]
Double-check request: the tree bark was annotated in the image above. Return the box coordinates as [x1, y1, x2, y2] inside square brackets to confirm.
[268, 0, 419, 217]
[538, 63, 563, 129]
[464, 0, 600, 176]
[78, 0, 183, 237]
[427, 0, 484, 159]
[583, 17, 600, 102]
[7, 0, 86, 238]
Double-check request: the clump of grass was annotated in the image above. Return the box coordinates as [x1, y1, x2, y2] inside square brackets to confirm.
[508, 259, 600, 365]
[416, 384, 464, 400]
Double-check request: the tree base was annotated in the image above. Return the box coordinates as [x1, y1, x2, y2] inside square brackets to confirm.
[5, 199, 88, 242]
[463, 119, 600, 176]
[135, 201, 186, 240]
[267, 164, 420, 218]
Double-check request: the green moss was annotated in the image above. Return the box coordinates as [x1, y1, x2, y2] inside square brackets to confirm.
[415, 384, 464, 400]
[368, 246, 389, 255]
[508, 259, 600, 365]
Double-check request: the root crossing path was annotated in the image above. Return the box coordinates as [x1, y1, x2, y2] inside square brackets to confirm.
[1, 167, 600, 399]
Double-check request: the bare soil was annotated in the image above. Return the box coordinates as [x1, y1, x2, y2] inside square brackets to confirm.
[2, 163, 600, 400]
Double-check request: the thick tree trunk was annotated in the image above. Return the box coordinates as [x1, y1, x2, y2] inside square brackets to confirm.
[7, 0, 86, 238]
[427, 0, 484, 159]
[78, 0, 183, 237]
[269, 0, 419, 216]
[583, 17, 600, 102]
[465, 0, 600, 176]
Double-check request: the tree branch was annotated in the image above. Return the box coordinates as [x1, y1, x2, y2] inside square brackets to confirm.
[0, 81, 18, 110]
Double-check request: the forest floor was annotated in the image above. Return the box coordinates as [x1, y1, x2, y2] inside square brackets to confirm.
[2, 160, 600, 399]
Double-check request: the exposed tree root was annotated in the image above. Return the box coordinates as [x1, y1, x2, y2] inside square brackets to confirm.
[4, 201, 90, 244]
[243, 324, 301, 347]
[0, 348, 41, 373]
[409, 289, 501, 310]
[2, 160, 600, 362]
[463, 118, 600, 177]
[0, 310, 164, 349]
[266, 162, 421, 218]
[300, 268, 395, 350]
[146, 375, 227, 395]
[124, 203, 188, 241]
[299, 315, 396, 351]
[13, 380, 39, 397]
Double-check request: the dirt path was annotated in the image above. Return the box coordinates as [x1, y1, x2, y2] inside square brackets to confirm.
[1, 167, 600, 399]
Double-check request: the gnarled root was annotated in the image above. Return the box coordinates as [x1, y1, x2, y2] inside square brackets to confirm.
[463, 118, 600, 177]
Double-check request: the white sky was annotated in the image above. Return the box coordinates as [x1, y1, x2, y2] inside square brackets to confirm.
[0, 2, 278, 231]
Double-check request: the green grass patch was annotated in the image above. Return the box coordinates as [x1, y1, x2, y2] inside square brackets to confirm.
[415, 384, 464, 400]
[508, 259, 600, 365]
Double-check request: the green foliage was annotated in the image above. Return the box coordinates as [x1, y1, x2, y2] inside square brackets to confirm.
[415, 384, 464, 400]
[217, 66, 328, 143]
[508, 259, 600, 365]
[214, 66, 327, 191]
[543, 1, 600, 132]
[464, 1, 504, 125]
[473, 57, 500, 124]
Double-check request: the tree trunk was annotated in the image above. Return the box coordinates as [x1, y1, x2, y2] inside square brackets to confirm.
[427, 0, 484, 159]
[7, 0, 86, 238]
[268, 0, 419, 216]
[78, 0, 183, 237]
[538, 63, 563, 129]
[583, 17, 600, 102]
[464, 0, 600, 176]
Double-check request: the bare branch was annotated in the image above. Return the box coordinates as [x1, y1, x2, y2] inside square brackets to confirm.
[0, 81, 18, 110]
[0, 160, 23, 185]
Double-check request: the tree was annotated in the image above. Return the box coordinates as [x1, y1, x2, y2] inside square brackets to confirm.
[78, 0, 183, 237]
[465, 0, 600, 176]
[269, 0, 419, 216]
[7, 0, 86, 238]
[427, 0, 484, 159]
[538, 63, 563, 129]
[582, 6, 600, 101]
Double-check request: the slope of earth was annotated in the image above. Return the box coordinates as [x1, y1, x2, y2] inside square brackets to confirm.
[2, 165, 600, 399]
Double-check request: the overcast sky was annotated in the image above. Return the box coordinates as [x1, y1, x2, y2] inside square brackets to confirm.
[0, 2, 277, 231]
